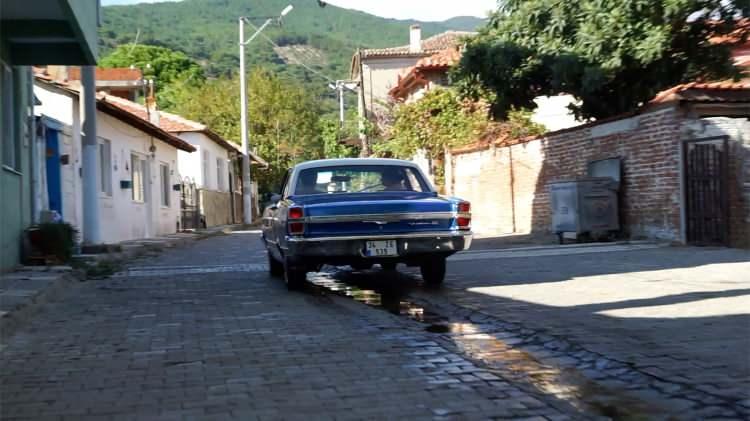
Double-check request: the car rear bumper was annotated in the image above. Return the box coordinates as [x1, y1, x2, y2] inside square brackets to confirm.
[283, 231, 472, 258]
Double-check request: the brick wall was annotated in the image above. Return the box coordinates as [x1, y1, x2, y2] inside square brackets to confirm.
[448, 106, 750, 246]
[448, 107, 685, 241]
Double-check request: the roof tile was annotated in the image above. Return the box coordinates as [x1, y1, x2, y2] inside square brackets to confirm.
[361, 31, 474, 58]
[649, 80, 750, 104]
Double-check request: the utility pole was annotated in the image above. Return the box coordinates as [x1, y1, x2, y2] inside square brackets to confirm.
[80, 66, 101, 245]
[328, 80, 358, 127]
[239, 16, 252, 225]
[239, 5, 293, 224]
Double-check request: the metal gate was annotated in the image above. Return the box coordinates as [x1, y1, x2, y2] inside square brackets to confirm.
[180, 178, 202, 230]
[684, 136, 729, 245]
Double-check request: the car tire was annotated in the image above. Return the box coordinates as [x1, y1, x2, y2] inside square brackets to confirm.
[284, 259, 307, 291]
[381, 262, 397, 271]
[351, 263, 373, 271]
[268, 251, 284, 278]
[420, 257, 446, 286]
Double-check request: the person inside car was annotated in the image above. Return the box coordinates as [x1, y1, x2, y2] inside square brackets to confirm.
[297, 171, 322, 194]
[381, 168, 406, 191]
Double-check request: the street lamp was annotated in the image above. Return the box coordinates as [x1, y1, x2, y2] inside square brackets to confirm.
[238, 5, 293, 224]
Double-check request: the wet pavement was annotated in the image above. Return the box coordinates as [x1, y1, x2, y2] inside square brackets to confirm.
[1, 231, 748, 420]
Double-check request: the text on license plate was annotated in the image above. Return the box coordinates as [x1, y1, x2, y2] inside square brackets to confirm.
[365, 240, 398, 257]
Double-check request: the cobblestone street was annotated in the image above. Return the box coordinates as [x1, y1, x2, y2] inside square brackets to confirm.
[1, 231, 748, 420]
[0, 232, 578, 420]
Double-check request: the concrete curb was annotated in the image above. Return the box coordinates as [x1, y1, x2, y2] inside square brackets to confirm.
[0, 270, 77, 342]
[458, 240, 666, 255]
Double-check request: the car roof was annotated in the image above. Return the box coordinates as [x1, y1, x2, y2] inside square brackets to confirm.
[292, 158, 420, 172]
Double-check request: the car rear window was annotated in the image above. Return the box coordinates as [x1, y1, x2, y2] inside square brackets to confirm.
[294, 165, 429, 195]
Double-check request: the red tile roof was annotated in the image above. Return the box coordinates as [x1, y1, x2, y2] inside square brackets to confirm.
[99, 96, 269, 166]
[414, 47, 462, 70]
[708, 19, 750, 45]
[389, 48, 462, 100]
[649, 81, 750, 104]
[360, 31, 474, 58]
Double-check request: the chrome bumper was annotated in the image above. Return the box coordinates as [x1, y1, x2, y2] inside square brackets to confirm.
[284, 231, 473, 258]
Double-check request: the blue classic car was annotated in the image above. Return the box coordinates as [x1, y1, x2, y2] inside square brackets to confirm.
[262, 158, 472, 289]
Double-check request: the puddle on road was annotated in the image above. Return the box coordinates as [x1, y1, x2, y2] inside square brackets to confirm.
[306, 267, 668, 420]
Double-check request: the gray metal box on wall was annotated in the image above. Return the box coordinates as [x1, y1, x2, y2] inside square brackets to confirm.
[549, 177, 619, 236]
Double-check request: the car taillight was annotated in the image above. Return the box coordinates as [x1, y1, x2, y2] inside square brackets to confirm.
[457, 201, 471, 230]
[288, 207, 304, 220]
[288, 207, 305, 235]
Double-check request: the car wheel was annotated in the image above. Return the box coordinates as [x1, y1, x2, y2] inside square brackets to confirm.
[351, 263, 373, 271]
[420, 257, 446, 286]
[284, 259, 307, 291]
[268, 251, 284, 278]
[381, 262, 397, 271]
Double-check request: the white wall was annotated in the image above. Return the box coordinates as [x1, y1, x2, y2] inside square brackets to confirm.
[175, 131, 230, 192]
[34, 82, 182, 244]
[362, 56, 422, 116]
[98, 112, 181, 242]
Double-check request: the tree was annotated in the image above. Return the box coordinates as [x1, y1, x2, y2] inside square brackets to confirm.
[99, 44, 205, 109]
[171, 69, 324, 195]
[320, 117, 359, 159]
[453, 0, 748, 120]
[375, 88, 491, 187]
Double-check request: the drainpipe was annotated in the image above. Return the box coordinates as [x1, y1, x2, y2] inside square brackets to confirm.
[229, 152, 237, 224]
[28, 68, 40, 224]
[80, 66, 101, 245]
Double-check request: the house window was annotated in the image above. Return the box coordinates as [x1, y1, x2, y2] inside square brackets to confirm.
[131, 154, 146, 202]
[202, 149, 210, 188]
[1, 63, 19, 171]
[216, 158, 225, 192]
[99, 139, 112, 196]
[160, 163, 170, 207]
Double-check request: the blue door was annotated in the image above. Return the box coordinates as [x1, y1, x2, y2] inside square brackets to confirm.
[45, 128, 63, 218]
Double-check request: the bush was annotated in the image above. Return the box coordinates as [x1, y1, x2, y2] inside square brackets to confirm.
[27, 222, 79, 263]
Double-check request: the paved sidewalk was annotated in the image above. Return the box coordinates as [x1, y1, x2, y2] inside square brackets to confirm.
[0, 267, 75, 342]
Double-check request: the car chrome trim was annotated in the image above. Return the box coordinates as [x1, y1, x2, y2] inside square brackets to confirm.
[304, 212, 460, 224]
[287, 231, 473, 243]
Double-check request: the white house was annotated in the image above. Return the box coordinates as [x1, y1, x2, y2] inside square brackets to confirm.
[94, 95, 268, 226]
[351, 26, 475, 126]
[33, 75, 196, 244]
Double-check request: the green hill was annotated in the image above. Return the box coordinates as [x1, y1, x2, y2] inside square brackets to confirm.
[100, 0, 483, 81]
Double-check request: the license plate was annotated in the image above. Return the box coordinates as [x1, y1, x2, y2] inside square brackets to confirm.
[365, 240, 398, 257]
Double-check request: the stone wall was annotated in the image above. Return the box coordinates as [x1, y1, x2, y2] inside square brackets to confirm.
[448, 105, 750, 246]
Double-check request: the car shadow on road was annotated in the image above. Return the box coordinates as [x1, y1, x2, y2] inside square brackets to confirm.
[303, 248, 750, 419]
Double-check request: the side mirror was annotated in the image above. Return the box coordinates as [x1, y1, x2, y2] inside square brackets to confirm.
[267, 194, 282, 210]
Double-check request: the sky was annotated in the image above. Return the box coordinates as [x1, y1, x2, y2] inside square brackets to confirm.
[319, 0, 497, 21]
[101, 0, 498, 21]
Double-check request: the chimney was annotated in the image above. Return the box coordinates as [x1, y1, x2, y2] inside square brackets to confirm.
[145, 79, 160, 127]
[409, 24, 421, 53]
